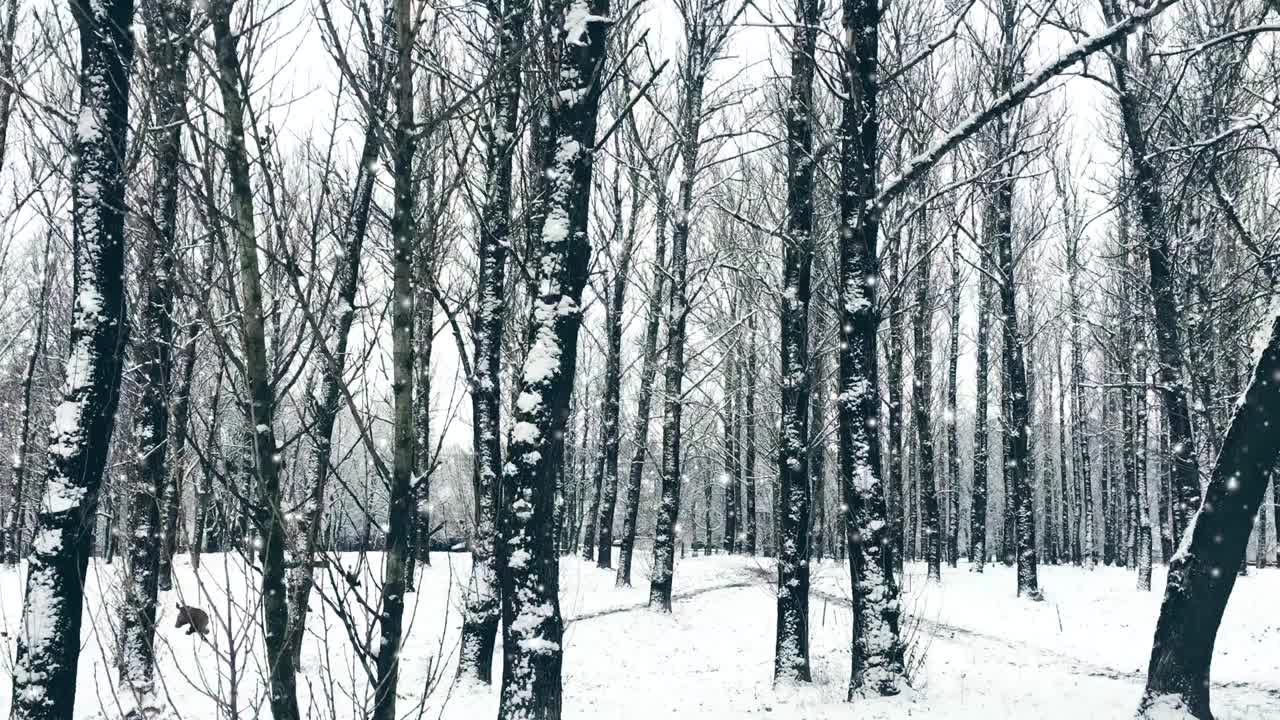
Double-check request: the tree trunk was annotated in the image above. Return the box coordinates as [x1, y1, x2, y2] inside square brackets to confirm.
[912, 202, 942, 583]
[371, 4, 416, 715]
[1139, 313, 1280, 718]
[744, 314, 758, 555]
[649, 18, 709, 612]
[946, 232, 962, 567]
[774, 0, 818, 683]
[724, 334, 741, 555]
[120, 0, 193, 694]
[839, 0, 903, 697]
[414, 72, 440, 569]
[808, 338, 824, 562]
[458, 0, 525, 681]
[1137, 332, 1153, 590]
[615, 180, 668, 586]
[1056, 333, 1072, 564]
[284, 4, 396, 671]
[594, 187, 634, 569]
[1069, 231, 1094, 567]
[191, 363, 225, 572]
[582, 440, 604, 562]
[209, 4, 299, 717]
[3, 236, 52, 566]
[158, 320, 198, 591]
[1100, 0, 1200, 548]
[996, 165, 1039, 598]
[971, 207, 994, 571]
[10, 1, 134, 716]
[497, 1, 609, 714]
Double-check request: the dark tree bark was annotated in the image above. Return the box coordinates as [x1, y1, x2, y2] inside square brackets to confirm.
[995, 167, 1039, 599]
[744, 313, 758, 555]
[371, 3, 417, 715]
[120, 0, 193, 694]
[774, 0, 818, 682]
[1102, 390, 1115, 566]
[190, 362, 224, 572]
[1068, 228, 1094, 566]
[912, 205, 942, 582]
[616, 167, 668, 586]
[724, 333, 741, 554]
[887, 244, 906, 571]
[0, 0, 19, 177]
[649, 106, 696, 605]
[1136, 319, 1153, 589]
[650, 0, 736, 609]
[10, 1, 135, 716]
[971, 210, 994, 571]
[158, 320, 198, 591]
[582, 438, 604, 561]
[412, 63, 443, 574]
[1056, 332, 1071, 564]
[458, 0, 526, 682]
[946, 232, 962, 567]
[1139, 313, 1280, 718]
[808, 335, 825, 562]
[209, 3, 299, 716]
[1159, 407, 1173, 562]
[1100, 0, 1200, 548]
[496, 0, 610, 713]
[594, 167, 639, 570]
[839, 0, 903, 697]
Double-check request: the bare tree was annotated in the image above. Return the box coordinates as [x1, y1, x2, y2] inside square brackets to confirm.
[9, 0, 136, 716]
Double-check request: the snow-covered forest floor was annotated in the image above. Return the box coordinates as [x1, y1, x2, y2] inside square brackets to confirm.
[1, 553, 1276, 719]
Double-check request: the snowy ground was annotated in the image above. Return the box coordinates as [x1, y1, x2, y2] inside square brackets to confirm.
[1, 552, 1277, 718]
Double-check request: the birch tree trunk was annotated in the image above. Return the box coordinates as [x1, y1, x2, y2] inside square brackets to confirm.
[10, 1, 134, 716]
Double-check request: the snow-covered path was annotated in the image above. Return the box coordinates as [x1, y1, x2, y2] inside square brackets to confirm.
[2, 554, 1277, 718]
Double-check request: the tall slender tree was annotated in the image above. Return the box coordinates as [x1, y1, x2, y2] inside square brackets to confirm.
[649, 0, 745, 611]
[120, 0, 193, 696]
[371, 3, 418, 717]
[208, 1, 299, 715]
[458, 0, 527, 682]
[773, 0, 819, 682]
[496, 0, 610, 712]
[10, 0, 135, 716]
